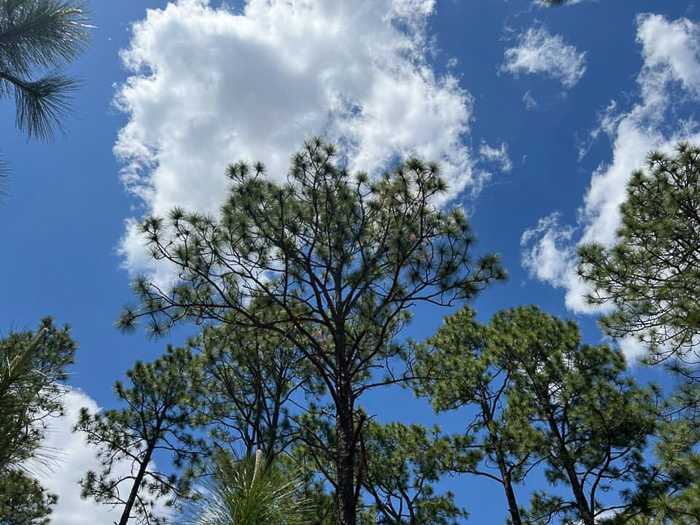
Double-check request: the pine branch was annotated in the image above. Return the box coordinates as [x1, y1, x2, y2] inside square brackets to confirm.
[0, 0, 91, 75]
[0, 70, 77, 140]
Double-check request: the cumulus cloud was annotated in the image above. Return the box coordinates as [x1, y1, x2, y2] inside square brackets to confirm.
[501, 25, 587, 88]
[520, 13, 700, 360]
[520, 212, 575, 289]
[115, 0, 478, 274]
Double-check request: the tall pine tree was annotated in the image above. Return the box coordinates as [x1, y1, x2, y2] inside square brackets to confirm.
[414, 306, 538, 525]
[118, 137, 505, 524]
[493, 307, 656, 525]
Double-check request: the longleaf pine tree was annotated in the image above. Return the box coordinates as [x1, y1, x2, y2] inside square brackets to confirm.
[416, 306, 658, 524]
[492, 307, 656, 525]
[578, 143, 700, 380]
[76, 346, 207, 525]
[628, 384, 700, 523]
[119, 137, 506, 525]
[0, 318, 76, 524]
[415, 306, 538, 525]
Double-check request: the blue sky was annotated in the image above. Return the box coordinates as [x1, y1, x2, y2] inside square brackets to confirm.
[1, 0, 699, 521]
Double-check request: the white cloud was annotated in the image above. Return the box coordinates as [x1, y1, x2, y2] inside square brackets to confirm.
[479, 141, 513, 173]
[116, 0, 478, 274]
[617, 337, 648, 362]
[41, 389, 168, 524]
[637, 13, 700, 98]
[468, 141, 513, 196]
[501, 25, 587, 88]
[520, 13, 700, 360]
[523, 90, 539, 110]
[520, 212, 574, 288]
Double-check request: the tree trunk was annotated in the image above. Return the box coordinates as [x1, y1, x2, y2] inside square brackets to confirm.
[496, 453, 522, 525]
[333, 297, 357, 525]
[546, 417, 594, 525]
[118, 438, 156, 525]
[336, 375, 356, 525]
[482, 399, 522, 525]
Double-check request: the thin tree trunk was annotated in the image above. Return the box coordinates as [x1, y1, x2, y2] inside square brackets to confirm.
[482, 398, 522, 525]
[495, 448, 522, 525]
[118, 438, 156, 525]
[546, 417, 594, 525]
[336, 373, 356, 525]
[333, 295, 357, 525]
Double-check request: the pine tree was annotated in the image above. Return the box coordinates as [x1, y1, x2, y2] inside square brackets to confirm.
[578, 144, 700, 381]
[414, 306, 538, 525]
[0, 470, 56, 525]
[491, 307, 656, 525]
[0, 319, 76, 472]
[75, 345, 207, 525]
[625, 383, 700, 523]
[0, 318, 76, 524]
[118, 137, 506, 525]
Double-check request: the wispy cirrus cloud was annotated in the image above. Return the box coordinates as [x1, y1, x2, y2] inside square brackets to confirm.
[501, 25, 587, 89]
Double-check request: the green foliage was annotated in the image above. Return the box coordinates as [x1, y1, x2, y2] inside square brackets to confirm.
[191, 320, 322, 461]
[0, 469, 56, 525]
[0, 318, 76, 472]
[179, 450, 314, 525]
[491, 307, 656, 525]
[415, 306, 538, 525]
[648, 420, 700, 522]
[361, 421, 465, 525]
[0, 0, 91, 141]
[0, 319, 75, 524]
[577, 143, 700, 379]
[119, 137, 505, 523]
[623, 383, 700, 524]
[284, 405, 344, 524]
[76, 345, 208, 525]
[120, 137, 504, 348]
[415, 306, 657, 524]
[288, 413, 462, 525]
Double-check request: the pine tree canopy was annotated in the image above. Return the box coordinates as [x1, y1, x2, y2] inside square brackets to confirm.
[119, 137, 506, 525]
[578, 143, 700, 380]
